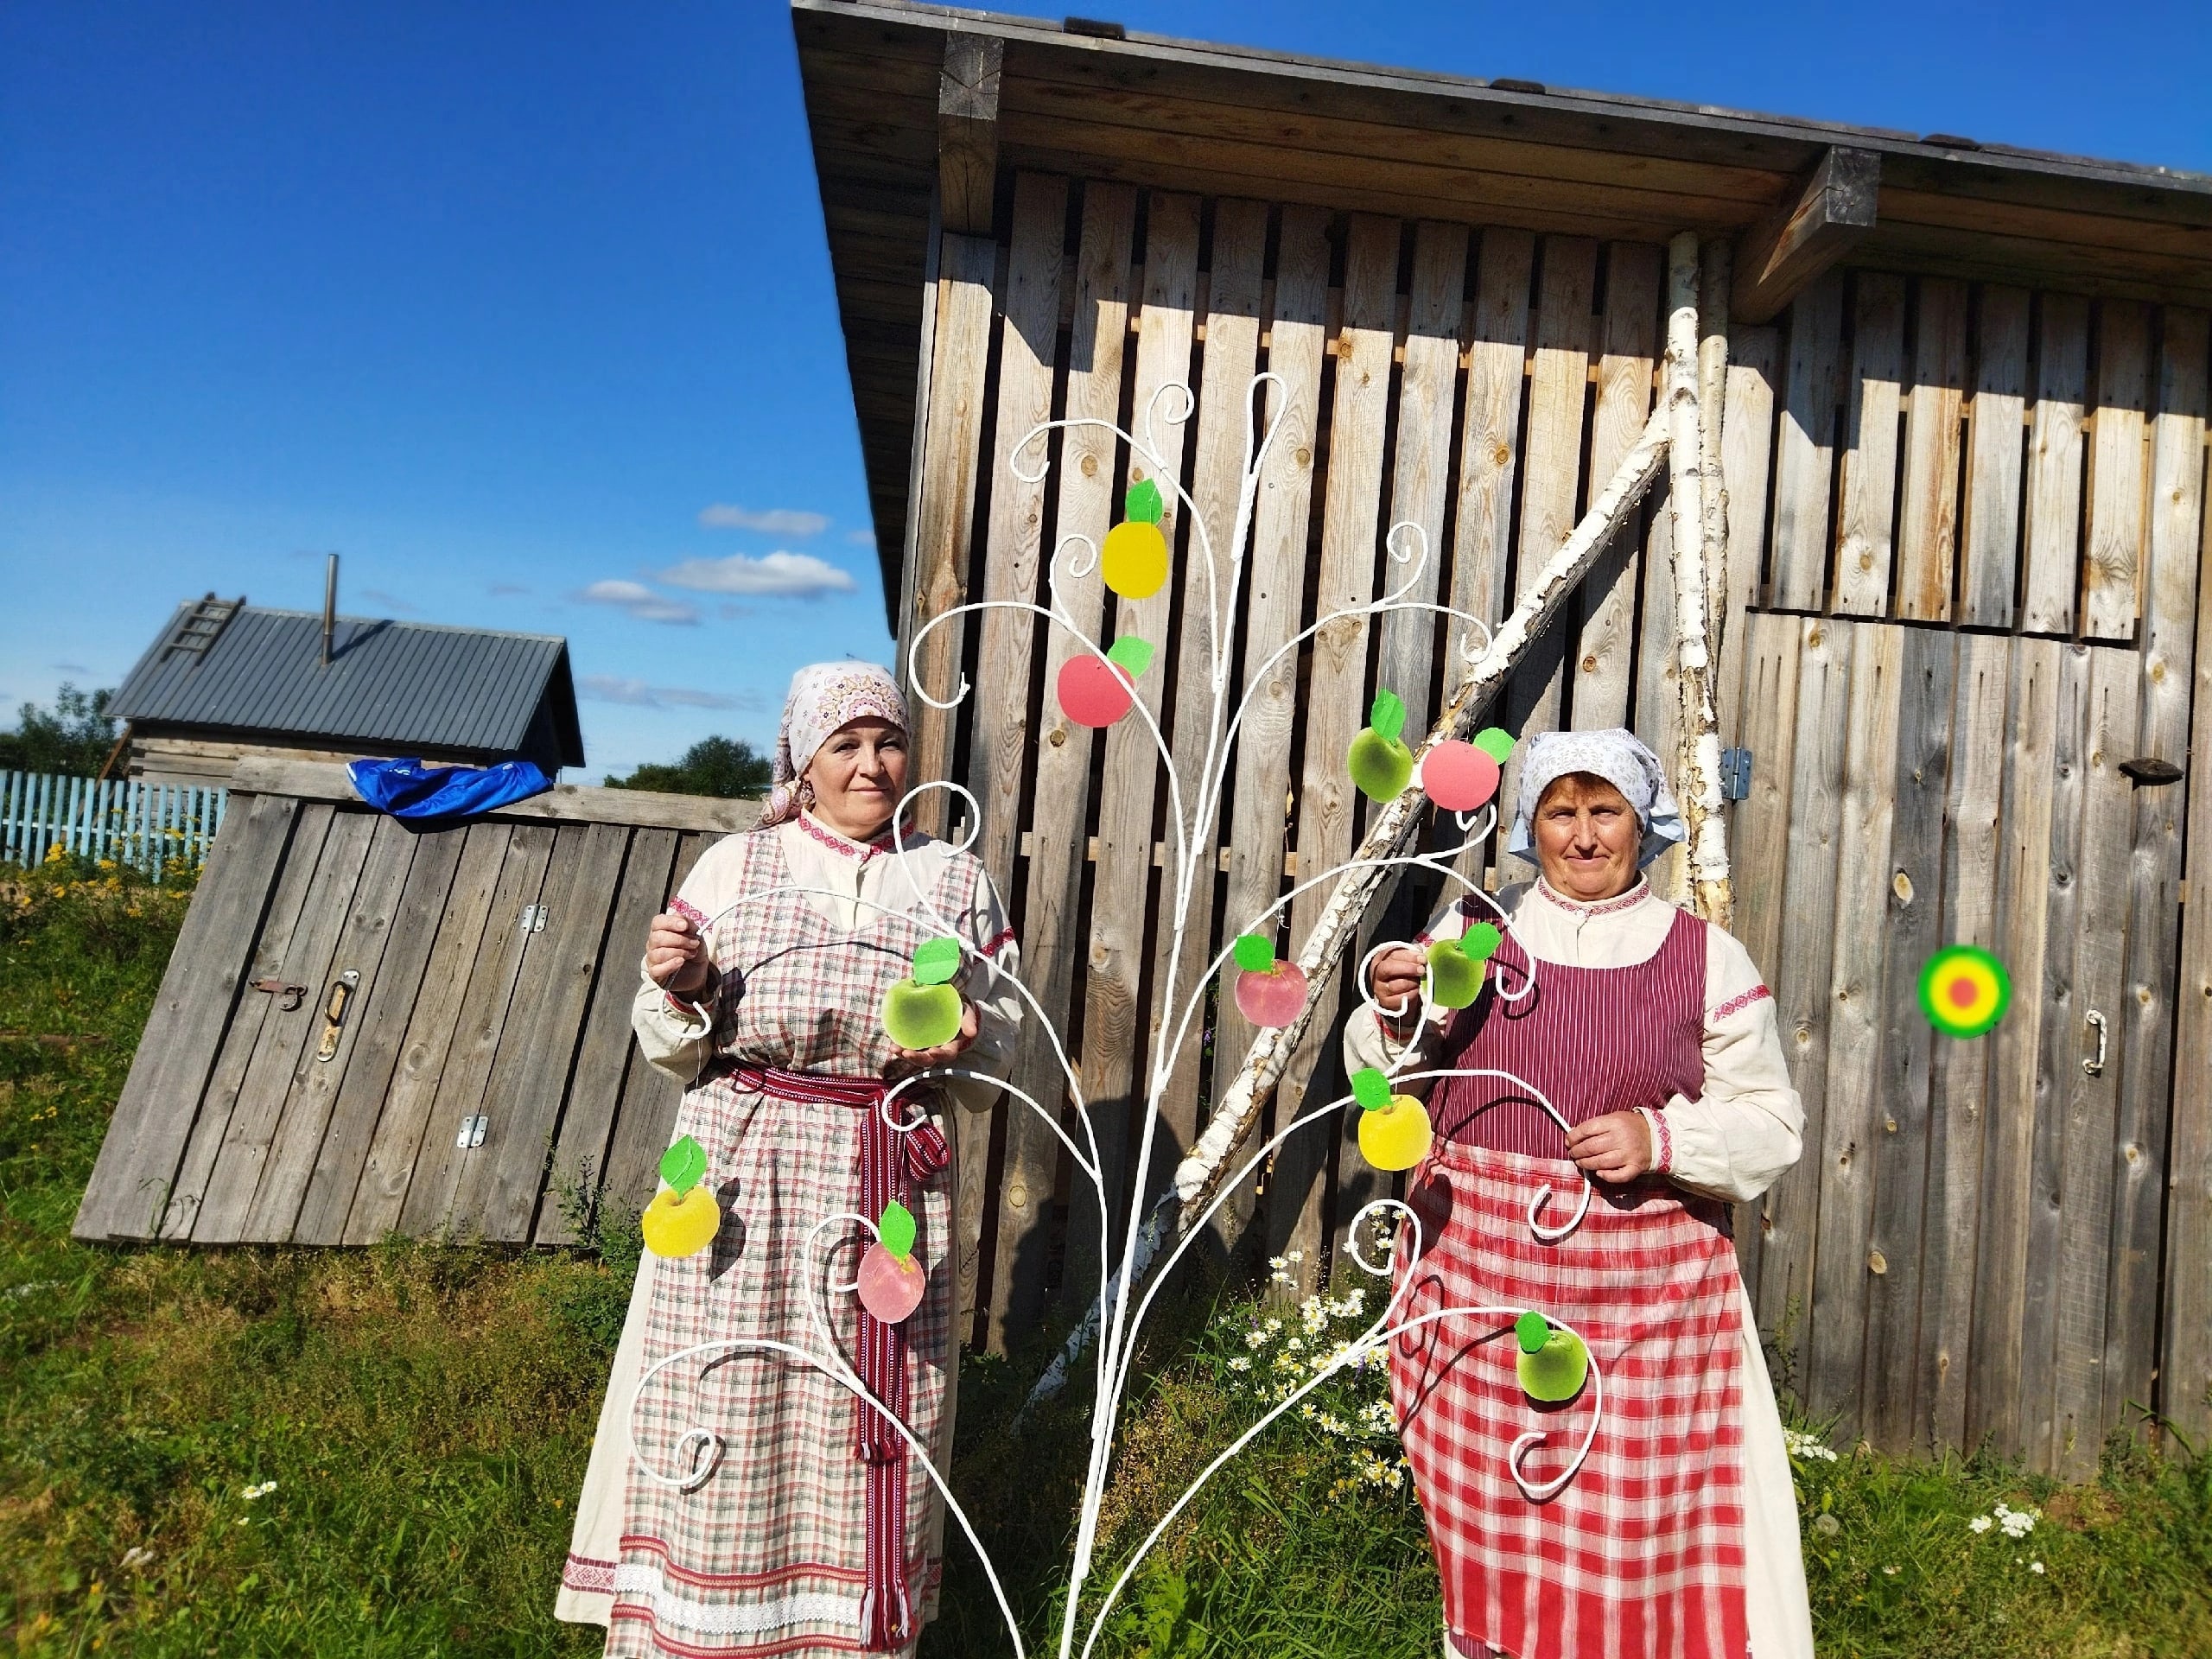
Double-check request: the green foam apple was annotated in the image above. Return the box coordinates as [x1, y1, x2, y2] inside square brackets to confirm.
[1514, 1308, 1589, 1403]
[1427, 920, 1503, 1009]
[1348, 690, 1414, 803]
[882, 936, 963, 1051]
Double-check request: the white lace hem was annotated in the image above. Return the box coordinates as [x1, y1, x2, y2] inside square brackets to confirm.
[610, 1564, 860, 1637]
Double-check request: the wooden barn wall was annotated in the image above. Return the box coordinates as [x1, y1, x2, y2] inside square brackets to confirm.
[73, 795, 720, 1251]
[900, 171, 2212, 1469]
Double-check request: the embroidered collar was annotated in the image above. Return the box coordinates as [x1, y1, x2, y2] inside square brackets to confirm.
[1533, 876, 1651, 918]
[795, 810, 915, 864]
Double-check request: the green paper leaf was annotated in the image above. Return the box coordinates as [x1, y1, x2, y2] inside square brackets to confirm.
[1231, 933, 1275, 973]
[1350, 1067, 1392, 1112]
[1472, 727, 1516, 763]
[1369, 690, 1407, 744]
[1459, 922, 1503, 963]
[1106, 635, 1155, 678]
[879, 1199, 917, 1262]
[659, 1135, 707, 1197]
[911, 936, 963, 987]
[1124, 477, 1166, 524]
[1516, 1309, 1551, 1354]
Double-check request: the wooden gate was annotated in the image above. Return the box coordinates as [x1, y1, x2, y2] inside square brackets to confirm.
[73, 761, 749, 1249]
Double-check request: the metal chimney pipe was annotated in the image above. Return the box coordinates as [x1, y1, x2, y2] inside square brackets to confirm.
[321, 553, 339, 666]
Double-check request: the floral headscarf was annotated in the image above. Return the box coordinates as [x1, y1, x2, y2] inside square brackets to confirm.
[1504, 728, 1688, 870]
[759, 661, 910, 829]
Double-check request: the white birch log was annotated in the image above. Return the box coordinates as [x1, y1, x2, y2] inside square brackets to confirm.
[1171, 404, 1674, 1225]
[1665, 232, 1732, 930]
[1697, 239, 1733, 695]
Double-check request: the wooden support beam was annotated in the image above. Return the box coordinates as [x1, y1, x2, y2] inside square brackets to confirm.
[1732, 147, 1880, 325]
[938, 34, 1003, 236]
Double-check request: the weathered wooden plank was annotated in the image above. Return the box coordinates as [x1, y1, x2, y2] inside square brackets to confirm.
[1571, 242, 1661, 728]
[341, 824, 512, 1243]
[1806, 622, 1904, 1431]
[238, 813, 422, 1242]
[988, 181, 1135, 1352]
[537, 828, 680, 1246]
[1767, 272, 1843, 611]
[1272, 211, 1399, 1281]
[1206, 205, 1331, 1255]
[906, 231, 998, 835]
[457, 822, 631, 1241]
[1732, 147, 1881, 325]
[1969, 637, 2061, 1459]
[1069, 189, 1199, 1301]
[2050, 648, 2138, 1477]
[1448, 229, 1535, 639]
[292, 827, 467, 1244]
[1830, 272, 1906, 617]
[1897, 278, 1969, 622]
[2082, 302, 2152, 642]
[1961, 286, 2031, 628]
[1861, 624, 1955, 1454]
[1139, 194, 1268, 1252]
[1754, 616, 1853, 1378]
[2020, 294, 2091, 634]
[2165, 310, 2212, 1452]
[1713, 326, 1777, 748]
[2110, 306, 2208, 1431]
[397, 823, 556, 1236]
[73, 791, 301, 1240]
[226, 757, 760, 834]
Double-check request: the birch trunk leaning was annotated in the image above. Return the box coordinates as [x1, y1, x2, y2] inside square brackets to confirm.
[1697, 240, 1733, 709]
[1171, 404, 1674, 1226]
[1665, 232, 1732, 929]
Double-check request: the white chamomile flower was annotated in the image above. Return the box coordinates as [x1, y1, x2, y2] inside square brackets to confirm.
[1969, 1515, 1993, 1534]
[2029, 1560, 2045, 1574]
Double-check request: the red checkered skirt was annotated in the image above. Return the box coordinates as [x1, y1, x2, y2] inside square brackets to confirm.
[1390, 1140, 1749, 1659]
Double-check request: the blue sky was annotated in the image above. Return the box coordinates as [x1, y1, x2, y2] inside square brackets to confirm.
[3, 3, 2206, 779]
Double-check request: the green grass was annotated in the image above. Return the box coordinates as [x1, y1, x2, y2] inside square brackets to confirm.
[3, 861, 2208, 1656]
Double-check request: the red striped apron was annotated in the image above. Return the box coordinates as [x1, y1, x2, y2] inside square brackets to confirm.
[1394, 902, 1750, 1659]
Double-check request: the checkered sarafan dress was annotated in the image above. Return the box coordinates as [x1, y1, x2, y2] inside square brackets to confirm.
[603, 829, 972, 1656]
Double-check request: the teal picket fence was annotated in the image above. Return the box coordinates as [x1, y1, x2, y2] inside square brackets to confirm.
[0, 771, 226, 878]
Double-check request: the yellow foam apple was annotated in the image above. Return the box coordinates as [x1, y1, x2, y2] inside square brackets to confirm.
[1351, 1066, 1433, 1173]
[1101, 478, 1170, 599]
[640, 1135, 720, 1258]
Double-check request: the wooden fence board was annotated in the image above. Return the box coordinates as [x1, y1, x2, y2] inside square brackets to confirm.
[2021, 294, 2090, 634]
[293, 828, 467, 1245]
[1961, 286, 2031, 628]
[1831, 272, 1905, 617]
[537, 827, 680, 1246]
[1969, 637, 2062, 1457]
[2050, 648, 2139, 1477]
[1918, 634, 2010, 1449]
[73, 790, 298, 1241]
[1206, 205, 1330, 1255]
[1070, 188, 1198, 1300]
[342, 823, 512, 1243]
[1713, 324, 1778, 747]
[2082, 302, 2151, 642]
[1897, 278, 1968, 623]
[1767, 273, 1842, 611]
[1862, 624, 1955, 1453]
[1272, 211, 1398, 1279]
[1571, 242, 1661, 728]
[1808, 621, 1904, 1429]
[238, 812, 422, 1242]
[990, 181, 1135, 1351]
[1755, 616, 1852, 1371]
[1637, 486, 1684, 900]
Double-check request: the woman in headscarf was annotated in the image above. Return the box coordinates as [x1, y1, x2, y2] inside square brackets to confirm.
[556, 662, 1021, 1657]
[1345, 728, 1813, 1659]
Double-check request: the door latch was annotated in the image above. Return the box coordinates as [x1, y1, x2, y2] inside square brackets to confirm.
[252, 978, 308, 1012]
[315, 970, 359, 1063]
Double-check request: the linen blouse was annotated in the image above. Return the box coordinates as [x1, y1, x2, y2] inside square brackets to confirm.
[630, 810, 1022, 1114]
[1343, 875, 1802, 1205]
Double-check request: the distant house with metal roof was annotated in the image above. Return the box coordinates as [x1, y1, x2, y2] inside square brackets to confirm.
[108, 586, 584, 785]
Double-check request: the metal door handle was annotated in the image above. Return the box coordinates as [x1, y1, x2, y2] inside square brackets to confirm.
[2083, 1010, 2107, 1077]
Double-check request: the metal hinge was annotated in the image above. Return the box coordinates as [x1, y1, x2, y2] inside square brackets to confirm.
[455, 1114, 488, 1150]
[520, 904, 548, 933]
[1719, 747, 1753, 803]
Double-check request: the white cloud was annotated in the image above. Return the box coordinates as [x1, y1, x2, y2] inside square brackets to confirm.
[577, 579, 700, 626]
[697, 504, 830, 537]
[577, 675, 757, 711]
[655, 550, 858, 598]
[845, 527, 878, 549]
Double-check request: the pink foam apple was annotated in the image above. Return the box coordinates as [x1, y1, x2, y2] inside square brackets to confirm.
[1230, 933, 1306, 1027]
[857, 1199, 926, 1324]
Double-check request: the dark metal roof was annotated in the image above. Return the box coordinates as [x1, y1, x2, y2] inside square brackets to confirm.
[110, 605, 586, 767]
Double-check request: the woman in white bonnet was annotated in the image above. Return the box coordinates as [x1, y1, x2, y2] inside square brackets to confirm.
[1349, 728, 1814, 1659]
[556, 662, 1021, 1657]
